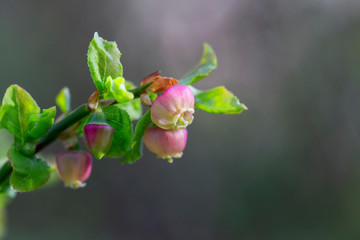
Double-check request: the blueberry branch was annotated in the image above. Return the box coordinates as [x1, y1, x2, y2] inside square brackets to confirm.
[0, 82, 153, 184]
[36, 104, 91, 152]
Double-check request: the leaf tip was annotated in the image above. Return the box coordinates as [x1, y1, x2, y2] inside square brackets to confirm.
[240, 103, 248, 111]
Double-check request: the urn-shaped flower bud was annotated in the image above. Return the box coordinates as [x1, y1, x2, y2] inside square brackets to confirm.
[151, 85, 195, 129]
[83, 111, 114, 159]
[55, 151, 92, 189]
[143, 126, 188, 163]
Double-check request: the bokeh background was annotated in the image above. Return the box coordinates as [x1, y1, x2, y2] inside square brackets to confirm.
[1, 0, 360, 239]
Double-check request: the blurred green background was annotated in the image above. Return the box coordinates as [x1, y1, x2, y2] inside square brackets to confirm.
[1, 0, 360, 239]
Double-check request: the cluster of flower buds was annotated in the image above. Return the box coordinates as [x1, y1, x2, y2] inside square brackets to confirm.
[141, 71, 195, 163]
[55, 71, 193, 188]
[56, 99, 114, 188]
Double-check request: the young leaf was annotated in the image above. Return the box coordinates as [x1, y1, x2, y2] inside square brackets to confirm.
[102, 105, 133, 158]
[0, 85, 56, 150]
[123, 110, 152, 164]
[103, 76, 134, 103]
[28, 107, 56, 140]
[0, 85, 40, 145]
[113, 80, 143, 121]
[190, 86, 247, 114]
[178, 43, 217, 85]
[87, 32, 123, 95]
[55, 87, 71, 113]
[8, 148, 50, 192]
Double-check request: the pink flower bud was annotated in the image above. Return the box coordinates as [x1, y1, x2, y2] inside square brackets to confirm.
[55, 152, 92, 189]
[151, 85, 195, 129]
[143, 126, 188, 163]
[83, 124, 114, 159]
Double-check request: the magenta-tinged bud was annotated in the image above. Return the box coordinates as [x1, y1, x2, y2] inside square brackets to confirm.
[143, 126, 188, 163]
[83, 111, 114, 159]
[151, 85, 195, 129]
[83, 124, 114, 159]
[55, 152, 92, 189]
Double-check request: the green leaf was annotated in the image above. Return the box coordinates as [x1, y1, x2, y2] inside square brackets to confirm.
[103, 76, 134, 103]
[178, 43, 217, 85]
[8, 148, 50, 192]
[123, 140, 143, 164]
[28, 107, 56, 140]
[123, 110, 152, 164]
[56, 87, 71, 113]
[191, 86, 247, 114]
[102, 105, 133, 158]
[0, 85, 40, 145]
[0, 130, 12, 160]
[115, 99, 142, 121]
[0, 85, 56, 146]
[37, 153, 61, 190]
[87, 32, 123, 95]
[0, 85, 56, 155]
